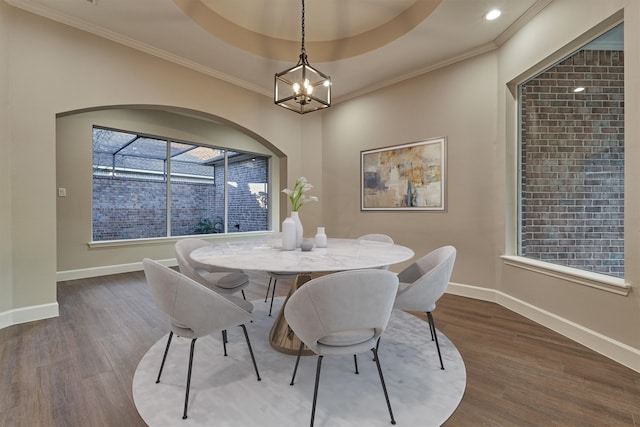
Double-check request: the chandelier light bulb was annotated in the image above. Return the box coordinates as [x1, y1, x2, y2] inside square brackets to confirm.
[305, 82, 313, 95]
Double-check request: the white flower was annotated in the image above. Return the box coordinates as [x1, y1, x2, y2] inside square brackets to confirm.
[282, 176, 318, 211]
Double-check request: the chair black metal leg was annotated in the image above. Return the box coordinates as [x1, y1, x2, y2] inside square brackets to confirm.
[240, 324, 261, 381]
[353, 354, 359, 374]
[222, 329, 228, 356]
[310, 355, 324, 427]
[241, 290, 246, 300]
[290, 341, 305, 385]
[156, 331, 173, 383]
[371, 348, 396, 425]
[265, 277, 273, 302]
[427, 311, 444, 370]
[268, 278, 278, 316]
[427, 311, 435, 341]
[183, 338, 197, 420]
[373, 336, 381, 361]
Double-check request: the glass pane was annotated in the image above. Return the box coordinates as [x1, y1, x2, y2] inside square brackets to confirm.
[170, 148, 224, 237]
[227, 154, 269, 233]
[92, 129, 167, 241]
[92, 128, 136, 153]
[518, 24, 624, 277]
[172, 145, 220, 178]
[119, 137, 167, 159]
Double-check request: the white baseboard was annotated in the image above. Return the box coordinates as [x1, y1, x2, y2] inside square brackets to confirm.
[447, 282, 640, 373]
[446, 282, 496, 302]
[1, 260, 177, 331]
[0, 302, 59, 329]
[56, 259, 177, 282]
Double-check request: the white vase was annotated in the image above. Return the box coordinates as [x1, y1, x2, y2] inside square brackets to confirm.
[282, 217, 296, 251]
[315, 226, 327, 248]
[291, 211, 303, 248]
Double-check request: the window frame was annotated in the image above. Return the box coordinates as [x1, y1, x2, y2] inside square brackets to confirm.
[90, 125, 272, 244]
[504, 16, 630, 296]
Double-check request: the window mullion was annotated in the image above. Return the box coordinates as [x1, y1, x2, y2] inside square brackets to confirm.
[223, 150, 228, 233]
[166, 140, 171, 237]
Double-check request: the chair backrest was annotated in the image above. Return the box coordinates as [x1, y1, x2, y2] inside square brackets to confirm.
[175, 238, 212, 282]
[358, 234, 394, 269]
[357, 233, 394, 243]
[175, 238, 208, 269]
[176, 238, 242, 276]
[395, 245, 456, 312]
[143, 258, 252, 339]
[284, 269, 399, 354]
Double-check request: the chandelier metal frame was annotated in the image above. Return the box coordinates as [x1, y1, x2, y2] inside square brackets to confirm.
[274, 0, 331, 114]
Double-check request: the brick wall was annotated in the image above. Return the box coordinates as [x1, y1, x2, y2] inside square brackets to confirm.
[92, 177, 168, 240]
[93, 157, 268, 240]
[226, 157, 269, 233]
[170, 180, 221, 236]
[520, 49, 624, 277]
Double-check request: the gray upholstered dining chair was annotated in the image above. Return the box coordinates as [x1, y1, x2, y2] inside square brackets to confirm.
[263, 233, 298, 316]
[175, 238, 251, 309]
[392, 245, 456, 370]
[142, 258, 261, 420]
[357, 233, 394, 243]
[264, 271, 297, 316]
[358, 233, 394, 270]
[285, 269, 399, 427]
[175, 238, 252, 355]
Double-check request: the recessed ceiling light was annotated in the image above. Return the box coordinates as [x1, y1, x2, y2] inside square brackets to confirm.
[485, 9, 502, 20]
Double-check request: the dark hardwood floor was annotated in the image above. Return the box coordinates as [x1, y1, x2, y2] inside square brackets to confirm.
[1, 270, 639, 426]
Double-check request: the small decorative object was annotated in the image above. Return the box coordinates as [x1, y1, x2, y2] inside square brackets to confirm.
[282, 176, 318, 247]
[315, 227, 327, 248]
[361, 137, 447, 211]
[282, 217, 296, 251]
[300, 240, 314, 251]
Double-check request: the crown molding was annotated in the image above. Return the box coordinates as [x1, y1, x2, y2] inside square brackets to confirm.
[6, 0, 272, 97]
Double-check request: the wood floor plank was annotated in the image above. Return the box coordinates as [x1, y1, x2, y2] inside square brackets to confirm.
[433, 293, 640, 426]
[1, 272, 639, 427]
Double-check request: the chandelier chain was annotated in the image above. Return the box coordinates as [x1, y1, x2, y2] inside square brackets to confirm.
[300, 0, 306, 56]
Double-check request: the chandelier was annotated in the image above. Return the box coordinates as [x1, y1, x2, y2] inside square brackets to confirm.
[274, 0, 331, 114]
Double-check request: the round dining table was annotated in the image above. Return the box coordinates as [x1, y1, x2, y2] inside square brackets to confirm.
[190, 237, 415, 354]
[189, 237, 414, 273]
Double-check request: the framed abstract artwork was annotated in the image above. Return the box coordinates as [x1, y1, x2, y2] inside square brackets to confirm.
[361, 137, 447, 211]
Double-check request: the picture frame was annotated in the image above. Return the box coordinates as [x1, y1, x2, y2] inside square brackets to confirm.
[361, 137, 447, 211]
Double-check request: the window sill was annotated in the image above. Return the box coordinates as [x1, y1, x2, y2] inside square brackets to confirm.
[88, 231, 274, 249]
[501, 256, 631, 296]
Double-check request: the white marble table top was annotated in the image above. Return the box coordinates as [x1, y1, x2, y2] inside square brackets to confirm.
[190, 237, 415, 273]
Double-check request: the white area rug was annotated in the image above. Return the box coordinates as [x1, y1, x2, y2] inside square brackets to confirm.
[133, 297, 466, 426]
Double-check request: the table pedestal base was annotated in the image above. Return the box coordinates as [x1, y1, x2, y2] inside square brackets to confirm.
[268, 272, 329, 355]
